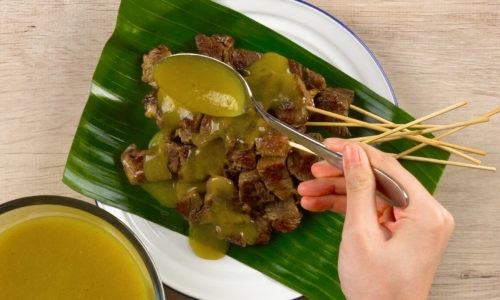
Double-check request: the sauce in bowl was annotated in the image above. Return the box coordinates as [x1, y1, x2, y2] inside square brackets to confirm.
[0, 196, 163, 300]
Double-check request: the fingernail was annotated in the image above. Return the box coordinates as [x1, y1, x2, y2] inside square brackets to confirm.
[343, 145, 360, 167]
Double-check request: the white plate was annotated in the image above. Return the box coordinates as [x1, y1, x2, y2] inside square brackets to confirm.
[99, 1, 396, 299]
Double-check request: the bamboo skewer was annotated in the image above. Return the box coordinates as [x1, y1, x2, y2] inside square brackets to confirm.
[287, 141, 496, 172]
[361, 117, 489, 144]
[395, 126, 468, 158]
[349, 104, 394, 123]
[349, 103, 489, 156]
[289, 141, 315, 155]
[305, 122, 440, 129]
[306, 106, 482, 164]
[419, 117, 489, 134]
[396, 156, 496, 172]
[361, 101, 468, 144]
[307, 117, 488, 134]
[395, 107, 500, 158]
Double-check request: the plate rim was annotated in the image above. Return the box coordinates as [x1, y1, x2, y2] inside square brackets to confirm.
[293, 0, 397, 104]
[98, 0, 398, 298]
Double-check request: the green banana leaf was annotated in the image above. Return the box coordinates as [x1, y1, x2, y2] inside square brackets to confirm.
[63, 0, 449, 299]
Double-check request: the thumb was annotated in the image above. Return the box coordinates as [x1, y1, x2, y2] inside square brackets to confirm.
[342, 143, 379, 230]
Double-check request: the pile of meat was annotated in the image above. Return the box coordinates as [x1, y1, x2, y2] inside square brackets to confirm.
[122, 34, 354, 246]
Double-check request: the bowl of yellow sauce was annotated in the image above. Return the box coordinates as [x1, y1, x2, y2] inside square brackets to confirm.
[0, 196, 165, 300]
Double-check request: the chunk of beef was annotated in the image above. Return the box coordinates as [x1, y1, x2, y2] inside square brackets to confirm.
[226, 147, 257, 180]
[311, 87, 354, 137]
[303, 67, 327, 91]
[142, 45, 172, 86]
[272, 75, 312, 128]
[288, 59, 326, 91]
[307, 132, 324, 142]
[225, 216, 272, 246]
[175, 113, 204, 144]
[166, 143, 193, 175]
[196, 115, 226, 145]
[273, 100, 308, 129]
[253, 216, 272, 244]
[121, 144, 146, 185]
[287, 148, 319, 181]
[238, 170, 276, 212]
[195, 34, 262, 73]
[143, 90, 163, 127]
[264, 199, 302, 233]
[288, 59, 303, 78]
[176, 191, 204, 224]
[286, 133, 323, 181]
[255, 129, 290, 157]
[257, 157, 295, 201]
[232, 48, 262, 72]
[195, 34, 234, 64]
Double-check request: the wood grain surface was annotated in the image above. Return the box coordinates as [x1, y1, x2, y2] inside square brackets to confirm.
[0, 0, 499, 299]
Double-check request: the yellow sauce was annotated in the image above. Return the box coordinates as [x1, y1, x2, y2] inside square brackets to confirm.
[144, 143, 172, 182]
[246, 52, 306, 111]
[0, 215, 154, 300]
[154, 55, 247, 117]
[142, 180, 177, 207]
[156, 89, 188, 135]
[143, 53, 301, 259]
[202, 177, 259, 243]
[188, 224, 229, 260]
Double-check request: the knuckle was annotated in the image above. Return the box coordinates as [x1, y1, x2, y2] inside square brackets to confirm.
[427, 207, 455, 234]
[442, 210, 455, 231]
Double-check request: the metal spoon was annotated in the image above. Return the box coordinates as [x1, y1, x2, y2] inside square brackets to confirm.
[172, 53, 409, 208]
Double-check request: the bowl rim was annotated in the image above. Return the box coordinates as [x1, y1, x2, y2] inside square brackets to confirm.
[0, 195, 166, 300]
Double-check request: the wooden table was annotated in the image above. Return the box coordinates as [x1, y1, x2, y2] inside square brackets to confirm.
[1, 0, 499, 299]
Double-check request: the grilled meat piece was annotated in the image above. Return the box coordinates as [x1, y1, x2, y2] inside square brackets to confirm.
[225, 216, 272, 246]
[196, 115, 226, 145]
[142, 45, 172, 86]
[288, 59, 303, 78]
[312, 87, 354, 137]
[273, 100, 308, 129]
[232, 48, 263, 72]
[303, 68, 327, 91]
[255, 129, 290, 157]
[287, 148, 319, 181]
[166, 143, 193, 175]
[286, 132, 322, 181]
[272, 75, 313, 129]
[264, 199, 302, 233]
[195, 34, 234, 64]
[257, 157, 295, 201]
[238, 170, 276, 212]
[121, 144, 146, 185]
[175, 113, 204, 144]
[176, 191, 204, 224]
[195, 34, 262, 73]
[226, 147, 257, 179]
[288, 59, 326, 91]
[143, 90, 163, 127]
[253, 216, 272, 244]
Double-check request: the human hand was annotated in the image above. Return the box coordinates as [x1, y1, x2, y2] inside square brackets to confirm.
[298, 138, 454, 300]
